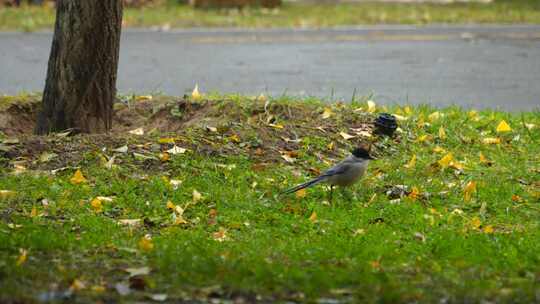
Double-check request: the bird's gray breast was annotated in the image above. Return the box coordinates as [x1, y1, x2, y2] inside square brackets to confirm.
[326, 161, 368, 187]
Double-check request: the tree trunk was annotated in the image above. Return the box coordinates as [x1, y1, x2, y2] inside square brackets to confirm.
[35, 0, 123, 134]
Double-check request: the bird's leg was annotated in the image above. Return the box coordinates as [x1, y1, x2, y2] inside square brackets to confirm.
[342, 188, 353, 202]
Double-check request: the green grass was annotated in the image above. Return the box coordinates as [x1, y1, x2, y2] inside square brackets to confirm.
[1, 0, 540, 31]
[1, 95, 540, 302]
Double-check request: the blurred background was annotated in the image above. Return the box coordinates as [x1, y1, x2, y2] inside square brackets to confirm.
[0, 0, 539, 110]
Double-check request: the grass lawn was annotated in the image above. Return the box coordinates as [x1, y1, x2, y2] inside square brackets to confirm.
[1, 0, 540, 31]
[1, 93, 539, 302]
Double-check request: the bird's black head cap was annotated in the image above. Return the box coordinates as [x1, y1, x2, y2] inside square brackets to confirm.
[352, 147, 374, 160]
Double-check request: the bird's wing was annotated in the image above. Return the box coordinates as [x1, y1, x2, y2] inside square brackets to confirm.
[321, 161, 351, 177]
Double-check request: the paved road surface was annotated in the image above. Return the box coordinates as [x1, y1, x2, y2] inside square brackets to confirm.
[1, 25, 539, 110]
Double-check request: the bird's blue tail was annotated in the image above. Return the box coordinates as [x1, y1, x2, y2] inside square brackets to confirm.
[282, 176, 326, 195]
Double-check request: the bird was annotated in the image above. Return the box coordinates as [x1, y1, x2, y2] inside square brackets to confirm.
[282, 147, 374, 199]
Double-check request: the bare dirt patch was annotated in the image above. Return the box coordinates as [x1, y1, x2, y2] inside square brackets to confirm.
[0, 96, 376, 172]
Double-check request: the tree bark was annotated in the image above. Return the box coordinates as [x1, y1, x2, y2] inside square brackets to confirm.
[35, 0, 123, 134]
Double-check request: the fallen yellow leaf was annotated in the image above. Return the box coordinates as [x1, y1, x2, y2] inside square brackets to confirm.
[91, 285, 106, 293]
[170, 179, 182, 190]
[321, 107, 334, 119]
[404, 154, 416, 169]
[30, 206, 38, 218]
[173, 213, 188, 225]
[128, 127, 144, 136]
[366, 100, 376, 113]
[463, 181, 477, 202]
[438, 153, 454, 168]
[166, 201, 175, 210]
[90, 198, 103, 213]
[416, 117, 426, 128]
[433, 146, 446, 153]
[417, 134, 430, 143]
[340, 132, 355, 140]
[308, 211, 317, 223]
[70, 279, 86, 291]
[392, 114, 408, 121]
[483, 225, 494, 234]
[229, 134, 241, 143]
[281, 154, 296, 163]
[471, 217, 482, 229]
[428, 111, 441, 122]
[0, 190, 16, 199]
[158, 137, 175, 144]
[496, 120, 512, 133]
[296, 188, 307, 198]
[135, 95, 152, 101]
[438, 127, 446, 139]
[479, 152, 492, 165]
[160, 152, 170, 162]
[16, 248, 27, 266]
[257, 93, 267, 102]
[397, 107, 409, 116]
[449, 161, 465, 171]
[468, 110, 480, 121]
[192, 84, 202, 100]
[138, 236, 154, 252]
[268, 123, 284, 129]
[408, 187, 420, 200]
[192, 189, 202, 202]
[482, 137, 501, 144]
[70, 169, 87, 184]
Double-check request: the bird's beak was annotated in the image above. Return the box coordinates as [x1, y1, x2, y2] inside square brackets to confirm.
[368, 155, 376, 160]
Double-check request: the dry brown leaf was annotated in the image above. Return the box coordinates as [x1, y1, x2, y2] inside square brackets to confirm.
[408, 187, 420, 200]
[212, 227, 228, 242]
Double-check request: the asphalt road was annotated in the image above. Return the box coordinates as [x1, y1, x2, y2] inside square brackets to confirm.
[1, 25, 539, 110]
